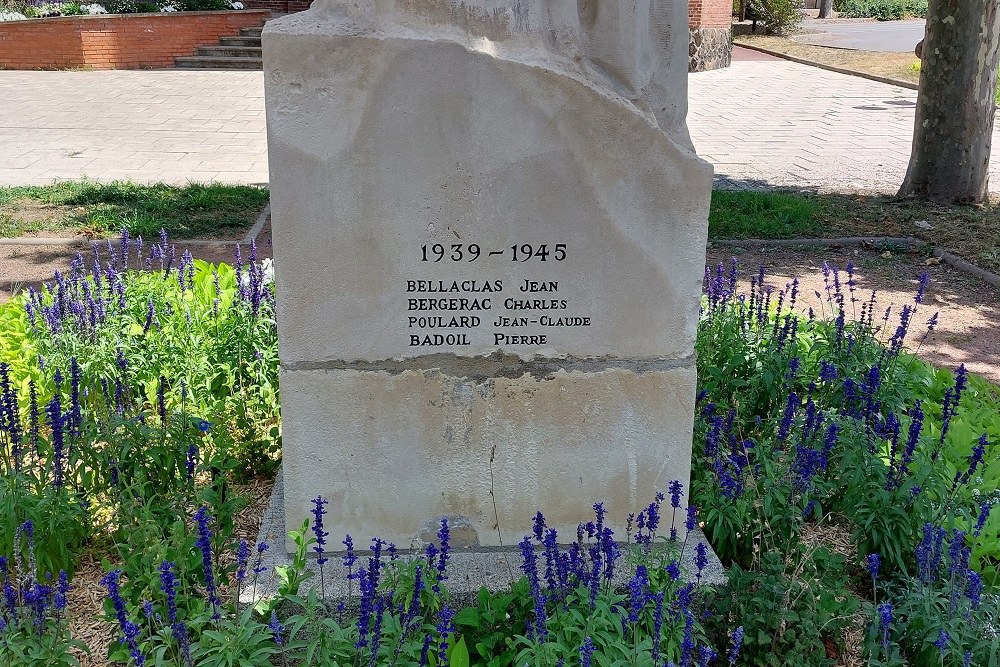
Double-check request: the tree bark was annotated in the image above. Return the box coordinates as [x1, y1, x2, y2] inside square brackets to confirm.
[817, 0, 833, 18]
[898, 0, 1000, 203]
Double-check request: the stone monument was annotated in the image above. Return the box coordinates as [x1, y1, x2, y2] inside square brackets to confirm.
[263, 0, 712, 549]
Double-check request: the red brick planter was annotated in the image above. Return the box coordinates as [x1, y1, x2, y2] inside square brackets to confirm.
[0, 9, 269, 70]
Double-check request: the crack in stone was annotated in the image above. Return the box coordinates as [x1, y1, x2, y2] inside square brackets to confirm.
[281, 350, 696, 381]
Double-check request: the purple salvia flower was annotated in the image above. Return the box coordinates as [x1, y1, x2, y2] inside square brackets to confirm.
[695, 542, 708, 582]
[418, 634, 433, 667]
[974, 502, 992, 537]
[778, 391, 798, 442]
[185, 444, 198, 482]
[193, 506, 220, 618]
[627, 565, 648, 624]
[157, 376, 168, 426]
[967, 570, 983, 609]
[680, 609, 695, 667]
[354, 568, 376, 648]
[935, 629, 949, 654]
[669, 480, 683, 510]
[436, 606, 457, 666]
[579, 636, 594, 667]
[961, 434, 989, 485]
[143, 299, 156, 334]
[915, 271, 929, 304]
[650, 591, 665, 664]
[343, 535, 357, 571]
[542, 528, 558, 591]
[437, 518, 450, 582]
[685, 504, 698, 532]
[866, 553, 880, 581]
[877, 602, 892, 649]
[158, 561, 179, 623]
[235, 540, 250, 584]
[252, 542, 269, 576]
[120, 228, 130, 270]
[728, 626, 744, 666]
[269, 610, 284, 645]
[518, 537, 546, 634]
[54, 570, 69, 613]
[46, 393, 65, 488]
[532, 511, 546, 542]
[310, 496, 329, 566]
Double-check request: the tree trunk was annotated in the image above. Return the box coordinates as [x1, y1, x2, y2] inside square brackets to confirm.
[898, 0, 1000, 203]
[817, 0, 834, 18]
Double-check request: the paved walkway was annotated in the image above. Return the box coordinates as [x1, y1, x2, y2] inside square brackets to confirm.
[1, 53, 997, 194]
[792, 19, 925, 52]
[688, 54, 1000, 193]
[0, 70, 267, 186]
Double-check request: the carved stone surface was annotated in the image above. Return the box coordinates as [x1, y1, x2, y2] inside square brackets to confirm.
[264, 0, 713, 547]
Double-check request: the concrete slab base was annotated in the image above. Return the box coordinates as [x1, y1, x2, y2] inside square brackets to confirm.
[242, 468, 727, 606]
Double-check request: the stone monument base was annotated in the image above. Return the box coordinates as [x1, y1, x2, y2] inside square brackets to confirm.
[242, 469, 726, 606]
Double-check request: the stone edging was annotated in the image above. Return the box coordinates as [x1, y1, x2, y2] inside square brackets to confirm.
[711, 236, 1000, 290]
[733, 41, 919, 91]
[4, 225, 998, 291]
[0, 201, 270, 248]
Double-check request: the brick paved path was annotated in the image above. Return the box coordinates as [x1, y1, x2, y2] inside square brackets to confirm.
[1, 54, 997, 193]
[0, 70, 267, 186]
[689, 56, 1000, 193]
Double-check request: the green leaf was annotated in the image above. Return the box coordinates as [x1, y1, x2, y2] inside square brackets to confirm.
[449, 636, 470, 667]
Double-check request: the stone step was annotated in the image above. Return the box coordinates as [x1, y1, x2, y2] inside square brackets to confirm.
[174, 56, 263, 70]
[240, 27, 263, 37]
[218, 36, 262, 47]
[196, 45, 263, 58]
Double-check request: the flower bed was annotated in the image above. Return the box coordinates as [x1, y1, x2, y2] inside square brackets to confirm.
[0, 8, 268, 69]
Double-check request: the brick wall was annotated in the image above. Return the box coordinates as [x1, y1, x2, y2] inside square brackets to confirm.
[689, 0, 732, 29]
[0, 10, 269, 70]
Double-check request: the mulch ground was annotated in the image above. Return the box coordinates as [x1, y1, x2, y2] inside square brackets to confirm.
[3, 208, 998, 667]
[707, 242, 1000, 384]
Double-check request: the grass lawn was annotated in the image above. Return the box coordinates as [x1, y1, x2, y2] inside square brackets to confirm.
[710, 190, 1000, 273]
[733, 33, 921, 85]
[0, 180, 269, 240]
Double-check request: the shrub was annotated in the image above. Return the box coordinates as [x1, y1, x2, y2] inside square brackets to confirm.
[93, 501, 740, 667]
[172, 0, 231, 10]
[694, 260, 1000, 664]
[839, 0, 928, 20]
[0, 553, 87, 666]
[746, 0, 802, 35]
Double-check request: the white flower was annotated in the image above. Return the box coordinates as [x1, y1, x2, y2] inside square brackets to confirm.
[0, 11, 27, 20]
[159, 4, 178, 11]
[83, 3, 107, 13]
[239, 259, 274, 288]
[229, 1, 244, 8]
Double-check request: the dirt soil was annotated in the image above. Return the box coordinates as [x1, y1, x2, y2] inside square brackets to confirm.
[0, 219, 272, 303]
[707, 243, 1000, 385]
